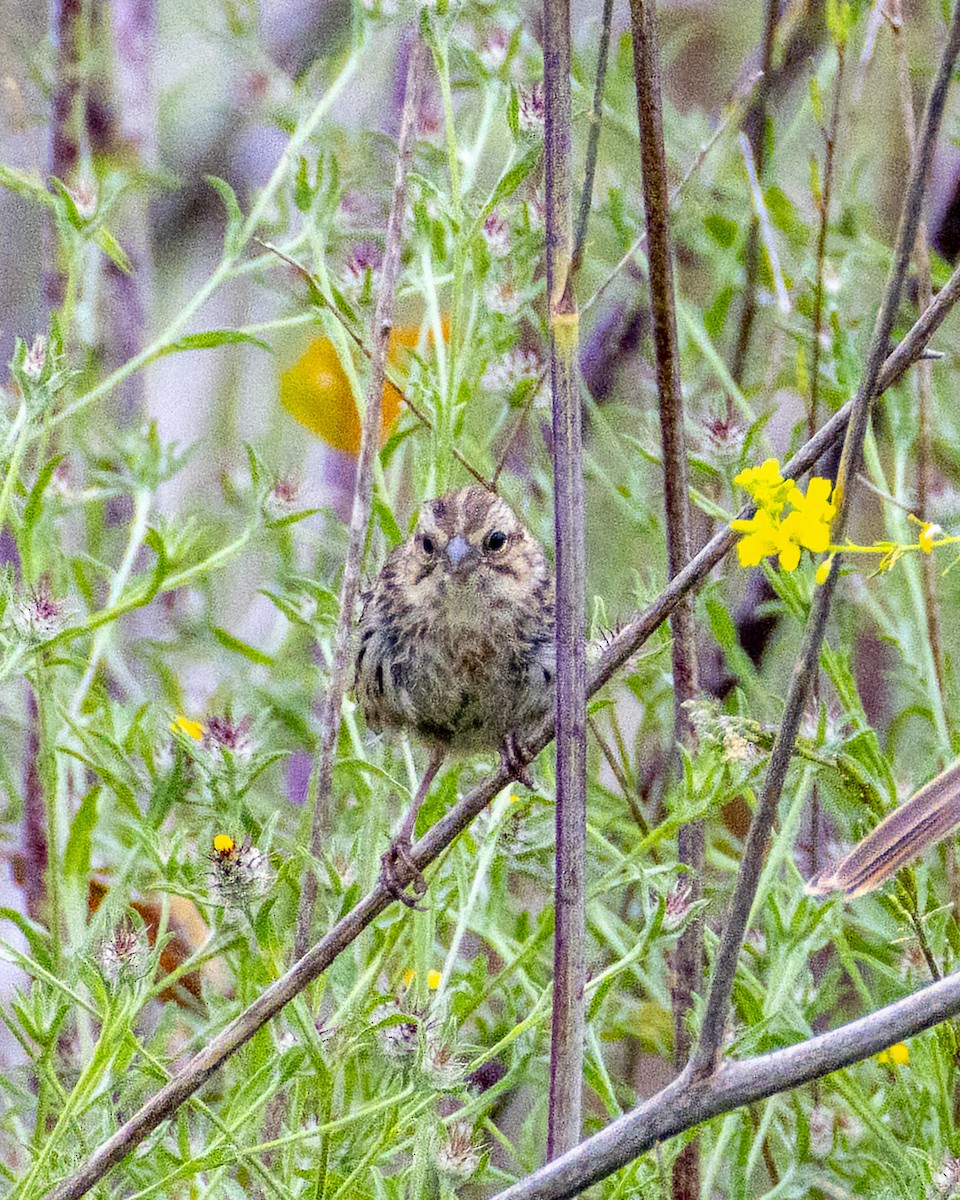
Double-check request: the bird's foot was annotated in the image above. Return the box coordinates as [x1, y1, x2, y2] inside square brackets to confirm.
[500, 732, 534, 789]
[380, 838, 428, 910]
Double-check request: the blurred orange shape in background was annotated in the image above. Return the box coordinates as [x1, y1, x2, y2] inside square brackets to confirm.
[280, 323, 441, 455]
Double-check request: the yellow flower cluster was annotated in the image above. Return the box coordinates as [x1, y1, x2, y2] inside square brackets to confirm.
[731, 458, 836, 573]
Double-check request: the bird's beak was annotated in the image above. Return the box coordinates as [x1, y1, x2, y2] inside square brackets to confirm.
[445, 534, 475, 574]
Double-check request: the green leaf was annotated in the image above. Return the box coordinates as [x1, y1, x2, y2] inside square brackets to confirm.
[0, 164, 55, 208]
[49, 176, 85, 228]
[0, 908, 52, 969]
[63, 785, 101, 887]
[59, 748, 138, 814]
[245, 441, 268, 493]
[21, 455, 64, 584]
[373, 494, 404, 546]
[474, 146, 542, 231]
[704, 213, 738, 248]
[205, 174, 244, 252]
[211, 626, 273, 665]
[94, 227, 132, 273]
[152, 331, 271, 361]
[294, 156, 313, 213]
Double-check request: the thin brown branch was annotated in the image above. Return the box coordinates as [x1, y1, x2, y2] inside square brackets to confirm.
[628, 3, 701, 1193]
[809, 43, 844, 431]
[293, 34, 426, 960]
[41, 276, 960, 1200]
[808, 36, 843, 884]
[571, 0, 615, 278]
[890, 1, 946, 705]
[582, 71, 760, 317]
[544, 0, 587, 1159]
[731, 0, 778, 391]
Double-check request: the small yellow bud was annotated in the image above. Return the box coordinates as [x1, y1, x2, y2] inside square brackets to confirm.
[402, 968, 416, 989]
[427, 969, 442, 990]
[213, 834, 236, 855]
[171, 715, 205, 741]
[876, 1042, 909, 1067]
[919, 522, 942, 554]
[815, 556, 834, 585]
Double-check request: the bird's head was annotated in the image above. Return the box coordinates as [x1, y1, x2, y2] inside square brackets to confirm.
[401, 486, 548, 614]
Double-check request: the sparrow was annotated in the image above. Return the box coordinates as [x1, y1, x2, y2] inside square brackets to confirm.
[354, 485, 555, 905]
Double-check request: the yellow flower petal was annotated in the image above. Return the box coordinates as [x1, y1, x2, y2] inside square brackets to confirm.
[778, 541, 802, 572]
[213, 834, 236, 854]
[171, 715, 205, 741]
[427, 969, 442, 990]
[734, 458, 795, 516]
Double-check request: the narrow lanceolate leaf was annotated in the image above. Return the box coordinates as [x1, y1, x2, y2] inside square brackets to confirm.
[0, 164, 55, 208]
[807, 760, 960, 897]
[94, 227, 132, 274]
[211, 626, 274, 666]
[205, 174, 245, 252]
[151, 331, 271, 360]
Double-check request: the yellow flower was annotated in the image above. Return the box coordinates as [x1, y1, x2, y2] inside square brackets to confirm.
[732, 468, 836, 574]
[402, 968, 416, 989]
[876, 1042, 910, 1067]
[213, 834, 236, 855]
[782, 477, 836, 553]
[731, 509, 785, 568]
[815, 555, 834, 586]
[919, 522, 942, 554]
[733, 458, 795, 514]
[171, 715, 205, 741]
[427, 969, 442, 990]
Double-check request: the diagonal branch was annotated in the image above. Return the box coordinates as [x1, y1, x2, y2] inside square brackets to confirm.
[489, 966, 960, 1200]
[42, 264, 960, 1200]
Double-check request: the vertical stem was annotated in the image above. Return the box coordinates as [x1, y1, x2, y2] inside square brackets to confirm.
[544, 0, 586, 1161]
[100, 0, 157, 421]
[627, 1, 700, 1195]
[691, 0, 960, 1081]
[571, 0, 615, 276]
[731, 0, 778, 391]
[294, 34, 425, 960]
[890, 2, 946, 708]
[21, 688, 47, 925]
[808, 43, 844, 886]
[810, 46, 844, 433]
[46, 0, 83, 310]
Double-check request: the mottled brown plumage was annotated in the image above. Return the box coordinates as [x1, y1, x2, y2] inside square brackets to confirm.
[354, 485, 555, 904]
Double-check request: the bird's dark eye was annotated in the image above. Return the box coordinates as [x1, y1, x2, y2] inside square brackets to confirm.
[485, 530, 508, 553]
[421, 535, 436, 555]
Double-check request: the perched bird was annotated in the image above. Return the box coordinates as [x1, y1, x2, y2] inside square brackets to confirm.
[354, 485, 555, 905]
[806, 759, 960, 899]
